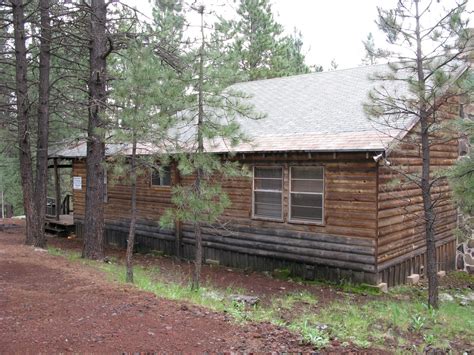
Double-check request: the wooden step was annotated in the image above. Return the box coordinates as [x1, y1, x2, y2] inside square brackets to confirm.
[45, 223, 74, 237]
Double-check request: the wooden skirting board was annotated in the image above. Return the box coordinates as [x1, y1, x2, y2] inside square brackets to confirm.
[75, 217, 378, 285]
[74, 216, 456, 287]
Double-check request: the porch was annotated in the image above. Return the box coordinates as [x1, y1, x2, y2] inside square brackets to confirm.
[45, 157, 74, 237]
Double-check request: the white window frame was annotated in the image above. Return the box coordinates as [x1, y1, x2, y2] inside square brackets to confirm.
[252, 165, 284, 221]
[150, 166, 172, 187]
[289, 165, 324, 225]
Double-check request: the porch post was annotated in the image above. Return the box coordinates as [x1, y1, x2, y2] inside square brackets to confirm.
[54, 158, 60, 221]
[1, 189, 4, 220]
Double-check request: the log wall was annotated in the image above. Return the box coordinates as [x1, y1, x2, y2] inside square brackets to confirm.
[71, 125, 459, 287]
[72, 152, 379, 284]
[376, 104, 459, 284]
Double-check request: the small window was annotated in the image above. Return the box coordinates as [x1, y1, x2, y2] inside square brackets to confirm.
[151, 166, 171, 186]
[290, 166, 324, 223]
[253, 166, 283, 220]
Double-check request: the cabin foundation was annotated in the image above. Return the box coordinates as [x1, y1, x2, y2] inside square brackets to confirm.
[75, 218, 379, 285]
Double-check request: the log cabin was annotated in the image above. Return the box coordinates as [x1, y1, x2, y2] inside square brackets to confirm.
[50, 63, 469, 287]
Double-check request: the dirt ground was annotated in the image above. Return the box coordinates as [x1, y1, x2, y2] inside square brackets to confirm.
[49, 231, 348, 307]
[0, 222, 320, 353]
[3, 221, 470, 353]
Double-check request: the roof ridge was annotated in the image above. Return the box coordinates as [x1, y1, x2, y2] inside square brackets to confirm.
[230, 62, 390, 86]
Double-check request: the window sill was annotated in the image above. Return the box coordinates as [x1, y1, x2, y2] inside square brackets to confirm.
[251, 216, 284, 223]
[288, 219, 325, 226]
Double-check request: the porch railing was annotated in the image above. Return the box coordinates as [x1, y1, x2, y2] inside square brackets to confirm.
[46, 194, 72, 217]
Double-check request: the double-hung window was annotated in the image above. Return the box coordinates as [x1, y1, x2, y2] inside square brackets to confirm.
[289, 166, 324, 223]
[253, 167, 283, 220]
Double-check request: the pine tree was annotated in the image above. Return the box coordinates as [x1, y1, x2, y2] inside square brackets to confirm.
[218, 0, 310, 81]
[33, 0, 52, 248]
[450, 120, 474, 214]
[110, 0, 187, 282]
[82, 0, 109, 260]
[449, 66, 474, 215]
[10, 0, 36, 245]
[161, 4, 262, 290]
[111, 43, 177, 282]
[365, 0, 471, 308]
[361, 32, 391, 66]
[275, 29, 311, 76]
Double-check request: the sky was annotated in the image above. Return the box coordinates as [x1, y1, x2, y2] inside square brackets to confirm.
[124, 0, 474, 70]
[260, 0, 391, 69]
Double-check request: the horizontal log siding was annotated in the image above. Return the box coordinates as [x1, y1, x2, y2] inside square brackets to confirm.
[72, 159, 174, 223]
[378, 239, 456, 287]
[216, 153, 378, 239]
[74, 219, 376, 284]
[75, 218, 176, 255]
[376, 109, 459, 283]
[72, 152, 379, 283]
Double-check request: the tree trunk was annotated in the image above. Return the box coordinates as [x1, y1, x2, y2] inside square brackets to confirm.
[415, 0, 438, 309]
[191, 221, 202, 290]
[11, 0, 35, 245]
[191, 7, 205, 291]
[83, 0, 107, 260]
[33, 0, 51, 248]
[421, 112, 438, 308]
[125, 137, 137, 283]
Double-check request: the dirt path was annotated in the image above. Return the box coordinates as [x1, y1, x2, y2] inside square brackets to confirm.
[0, 226, 312, 353]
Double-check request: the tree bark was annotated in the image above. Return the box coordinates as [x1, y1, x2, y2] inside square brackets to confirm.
[191, 6, 206, 291]
[415, 0, 438, 309]
[192, 221, 203, 290]
[125, 136, 137, 283]
[83, 0, 107, 260]
[33, 0, 52, 248]
[11, 0, 35, 245]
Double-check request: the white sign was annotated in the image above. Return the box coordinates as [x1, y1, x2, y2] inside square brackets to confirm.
[73, 176, 82, 190]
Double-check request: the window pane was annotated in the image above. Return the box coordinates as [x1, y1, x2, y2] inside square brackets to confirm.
[160, 170, 171, 185]
[254, 178, 282, 191]
[291, 193, 322, 208]
[291, 206, 322, 221]
[152, 166, 171, 186]
[291, 166, 323, 179]
[292, 179, 323, 193]
[253, 166, 283, 219]
[255, 203, 282, 219]
[255, 191, 281, 205]
[255, 167, 282, 179]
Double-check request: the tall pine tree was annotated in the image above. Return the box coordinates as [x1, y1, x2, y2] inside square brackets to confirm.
[217, 0, 310, 81]
[161, 4, 262, 289]
[365, 0, 471, 308]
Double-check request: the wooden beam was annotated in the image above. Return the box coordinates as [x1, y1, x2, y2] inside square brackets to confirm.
[48, 164, 72, 169]
[54, 158, 61, 221]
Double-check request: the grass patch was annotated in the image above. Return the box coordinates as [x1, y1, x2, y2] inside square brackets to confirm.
[46, 246, 474, 351]
[448, 270, 474, 283]
[289, 319, 330, 348]
[47, 246, 83, 262]
[303, 278, 382, 296]
[47, 246, 64, 257]
[299, 298, 474, 350]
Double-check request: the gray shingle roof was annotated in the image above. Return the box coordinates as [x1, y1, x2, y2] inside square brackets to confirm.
[218, 63, 406, 152]
[232, 64, 388, 136]
[50, 64, 415, 158]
